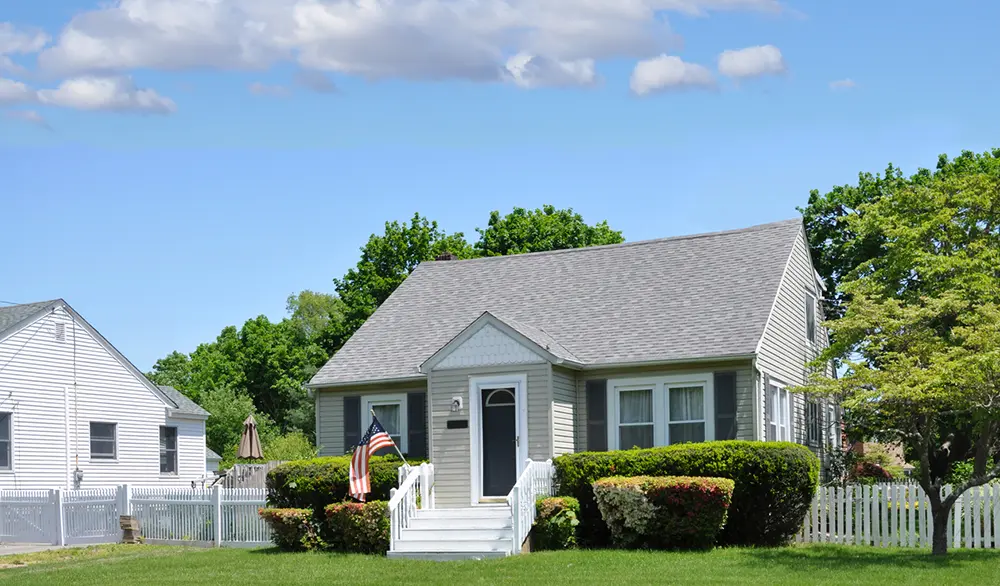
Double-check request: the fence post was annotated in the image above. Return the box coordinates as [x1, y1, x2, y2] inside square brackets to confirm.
[116, 484, 132, 517]
[51, 489, 66, 546]
[212, 485, 223, 547]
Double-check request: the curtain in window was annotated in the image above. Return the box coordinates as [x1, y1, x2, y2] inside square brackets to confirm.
[373, 404, 401, 438]
[669, 386, 705, 444]
[619, 389, 653, 449]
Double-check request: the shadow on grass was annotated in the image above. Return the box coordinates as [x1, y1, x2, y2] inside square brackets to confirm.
[743, 545, 994, 572]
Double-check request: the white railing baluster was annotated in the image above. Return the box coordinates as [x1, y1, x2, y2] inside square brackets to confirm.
[506, 458, 555, 556]
[387, 463, 433, 553]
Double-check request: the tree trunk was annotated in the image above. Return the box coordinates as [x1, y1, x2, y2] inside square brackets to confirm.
[931, 505, 951, 556]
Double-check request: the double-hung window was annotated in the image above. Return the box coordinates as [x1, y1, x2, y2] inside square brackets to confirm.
[0, 412, 11, 471]
[90, 422, 117, 460]
[668, 386, 706, 443]
[618, 387, 654, 449]
[769, 384, 791, 441]
[608, 374, 714, 450]
[362, 394, 407, 454]
[160, 426, 178, 474]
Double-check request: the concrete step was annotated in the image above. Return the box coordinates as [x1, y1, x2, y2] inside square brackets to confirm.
[387, 551, 509, 561]
[408, 516, 512, 530]
[391, 539, 511, 553]
[398, 528, 513, 541]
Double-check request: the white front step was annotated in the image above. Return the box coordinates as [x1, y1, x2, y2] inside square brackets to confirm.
[392, 539, 510, 553]
[398, 528, 513, 541]
[391, 506, 515, 560]
[409, 517, 511, 530]
[414, 507, 510, 519]
[387, 551, 508, 561]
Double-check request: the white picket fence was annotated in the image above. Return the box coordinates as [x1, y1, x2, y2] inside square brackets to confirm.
[0, 485, 271, 547]
[798, 483, 1000, 549]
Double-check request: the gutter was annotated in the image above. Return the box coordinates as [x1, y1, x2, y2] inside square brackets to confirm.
[306, 374, 427, 390]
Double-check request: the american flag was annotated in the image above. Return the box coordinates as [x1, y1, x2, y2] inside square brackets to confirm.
[349, 415, 397, 502]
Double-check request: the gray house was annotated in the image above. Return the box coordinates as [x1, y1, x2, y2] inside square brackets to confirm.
[309, 218, 835, 512]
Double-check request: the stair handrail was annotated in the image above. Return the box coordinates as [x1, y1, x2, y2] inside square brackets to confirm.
[388, 462, 434, 552]
[507, 458, 555, 555]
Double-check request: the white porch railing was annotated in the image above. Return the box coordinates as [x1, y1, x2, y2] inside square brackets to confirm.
[507, 458, 554, 555]
[388, 463, 435, 551]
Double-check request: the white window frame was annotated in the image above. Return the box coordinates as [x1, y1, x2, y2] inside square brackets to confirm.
[769, 382, 791, 442]
[607, 373, 715, 450]
[0, 411, 11, 472]
[160, 426, 178, 475]
[805, 292, 817, 344]
[362, 394, 408, 454]
[614, 385, 656, 450]
[89, 421, 118, 461]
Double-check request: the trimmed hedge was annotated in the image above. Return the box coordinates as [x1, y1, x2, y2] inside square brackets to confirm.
[266, 454, 422, 513]
[533, 497, 580, 550]
[592, 476, 734, 550]
[258, 508, 323, 551]
[554, 441, 819, 547]
[324, 502, 390, 554]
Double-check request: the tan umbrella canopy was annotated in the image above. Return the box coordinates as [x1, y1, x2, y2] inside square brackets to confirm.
[238, 414, 264, 460]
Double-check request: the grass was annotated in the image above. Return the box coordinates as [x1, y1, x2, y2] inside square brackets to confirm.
[2, 544, 998, 585]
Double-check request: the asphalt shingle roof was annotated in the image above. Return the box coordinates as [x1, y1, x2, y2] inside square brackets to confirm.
[0, 300, 60, 340]
[157, 385, 210, 417]
[310, 218, 804, 387]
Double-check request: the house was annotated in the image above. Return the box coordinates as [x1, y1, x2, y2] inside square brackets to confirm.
[0, 299, 211, 489]
[308, 218, 836, 557]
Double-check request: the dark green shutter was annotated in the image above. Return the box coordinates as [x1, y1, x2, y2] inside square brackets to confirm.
[343, 396, 361, 454]
[714, 372, 737, 441]
[407, 391, 427, 459]
[586, 379, 607, 452]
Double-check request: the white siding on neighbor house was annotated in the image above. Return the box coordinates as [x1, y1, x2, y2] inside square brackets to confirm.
[429, 362, 551, 508]
[574, 360, 756, 451]
[551, 367, 575, 457]
[434, 323, 546, 370]
[314, 382, 426, 457]
[0, 306, 206, 490]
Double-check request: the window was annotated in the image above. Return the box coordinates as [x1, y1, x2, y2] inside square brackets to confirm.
[827, 405, 838, 449]
[668, 386, 705, 444]
[0, 412, 10, 471]
[806, 401, 821, 446]
[90, 422, 117, 460]
[768, 384, 791, 441]
[805, 293, 817, 343]
[160, 426, 178, 474]
[362, 394, 407, 454]
[618, 388, 654, 449]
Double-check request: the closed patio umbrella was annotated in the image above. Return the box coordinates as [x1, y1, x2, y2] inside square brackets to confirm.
[238, 414, 264, 460]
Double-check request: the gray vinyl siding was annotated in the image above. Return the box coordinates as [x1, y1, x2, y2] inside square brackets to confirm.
[429, 363, 551, 508]
[575, 360, 756, 450]
[551, 367, 576, 456]
[314, 381, 427, 457]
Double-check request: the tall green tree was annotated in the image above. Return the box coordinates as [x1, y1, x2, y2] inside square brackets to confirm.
[801, 170, 1000, 555]
[475, 205, 624, 257]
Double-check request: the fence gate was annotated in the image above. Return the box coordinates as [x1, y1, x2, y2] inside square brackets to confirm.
[0, 490, 56, 544]
[63, 488, 120, 545]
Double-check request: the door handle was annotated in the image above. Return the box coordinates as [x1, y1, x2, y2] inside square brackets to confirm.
[516, 436, 520, 447]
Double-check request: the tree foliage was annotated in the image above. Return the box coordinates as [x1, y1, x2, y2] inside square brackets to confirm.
[801, 165, 1000, 555]
[475, 205, 624, 257]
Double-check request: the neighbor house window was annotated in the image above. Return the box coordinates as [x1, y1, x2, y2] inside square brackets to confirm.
[769, 384, 791, 441]
[0, 412, 11, 471]
[805, 293, 817, 343]
[160, 426, 178, 474]
[827, 405, 838, 449]
[362, 394, 407, 453]
[90, 422, 117, 459]
[608, 374, 714, 450]
[807, 401, 821, 446]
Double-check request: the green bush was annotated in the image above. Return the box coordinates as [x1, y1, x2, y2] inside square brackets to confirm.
[533, 497, 580, 550]
[258, 508, 323, 551]
[553, 441, 819, 547]
[266, 454, 421, 513]
[592, 476, 734, 550]
[323, 502, 390, 554]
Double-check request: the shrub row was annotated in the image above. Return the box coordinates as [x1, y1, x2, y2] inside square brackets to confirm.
[266, 454, 422, 513]
[257, 508, 323, 551]
[259, 502, 390, 553]
[592, 476, 734, 550]
[533, 497, 580, 550]
[554, 441, 819, 547]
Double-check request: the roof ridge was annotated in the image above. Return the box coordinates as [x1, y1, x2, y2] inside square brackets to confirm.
[419, 217, 802, 267]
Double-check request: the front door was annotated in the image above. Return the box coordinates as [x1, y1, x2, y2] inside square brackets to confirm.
[481, 387, 517, 498]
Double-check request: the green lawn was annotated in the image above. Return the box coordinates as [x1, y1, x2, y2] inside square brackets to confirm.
[2, 544, 998, 585]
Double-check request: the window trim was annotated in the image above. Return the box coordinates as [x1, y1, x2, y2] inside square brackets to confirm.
[806, 400, 821, 446]
[361, 394, 408, 454]
[768, 382, 791, 442]
[89, 421, 118, 461]
[805, 292, 817, 344]
[159, 426, 178, 476]
[0, 411, 11, 472]
[607, 373, 715, 450]
[615, 385, 655, 450]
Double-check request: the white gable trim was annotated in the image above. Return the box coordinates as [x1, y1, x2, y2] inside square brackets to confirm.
[421, 312, 557, 372]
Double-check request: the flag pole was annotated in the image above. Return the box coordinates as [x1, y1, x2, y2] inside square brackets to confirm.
[371, 409, 410, 470]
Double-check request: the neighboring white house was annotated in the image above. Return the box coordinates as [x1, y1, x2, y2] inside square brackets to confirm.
[0, 299, 211, 489]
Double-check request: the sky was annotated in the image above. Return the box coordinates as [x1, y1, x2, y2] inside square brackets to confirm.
[2, 0, 999, 371]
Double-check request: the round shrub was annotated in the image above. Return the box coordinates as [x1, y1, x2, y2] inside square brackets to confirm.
[258, 508, 323, 551]
[553, 441, 819, 547]
[533, 497, 580, 550]
[323, 501, 390, 554]
[266, 454, 421, 514]
[592, 476, 734, 550]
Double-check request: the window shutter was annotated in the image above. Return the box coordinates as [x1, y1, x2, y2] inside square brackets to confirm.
[764, 374, 775, 441]
[407, 391, 427, 459]
[714, 372, 737, 441]
[343, 396, 361, 454]
[586, 379, 607, 452]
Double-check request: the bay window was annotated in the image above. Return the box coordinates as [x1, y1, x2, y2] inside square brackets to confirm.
[608, 374, 714, 450]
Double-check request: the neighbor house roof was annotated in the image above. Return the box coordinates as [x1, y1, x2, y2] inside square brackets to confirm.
[206, 448, 222, 461]
[0, 299, 61, 341]
[157, 385, 210, 417]
[310, 218, 804, 387]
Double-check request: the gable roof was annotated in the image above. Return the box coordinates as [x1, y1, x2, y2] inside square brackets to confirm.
[0, 299, 209, 419]
[310, 218, 804, 387]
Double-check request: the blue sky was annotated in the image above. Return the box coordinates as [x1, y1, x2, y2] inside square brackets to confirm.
[2, 0, 999, 371]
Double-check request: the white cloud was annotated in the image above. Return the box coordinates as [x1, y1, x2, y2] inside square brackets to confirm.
[294, 70, 337, 93]
[503, 52, 597, 89]
[37, 76, 176, 114]
[629, 54, 715, 95]
[0, 23, 49, 55]
[718, 44, 785, 78]
[829, 78, 855, 90]
[4, 109, 50, 129]
[35, 0, 780, 85]
[0, 77, 36, 105]
[249, 81, 291, 97]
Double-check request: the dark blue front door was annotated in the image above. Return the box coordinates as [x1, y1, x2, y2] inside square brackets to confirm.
[481, 388, 517, 497]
